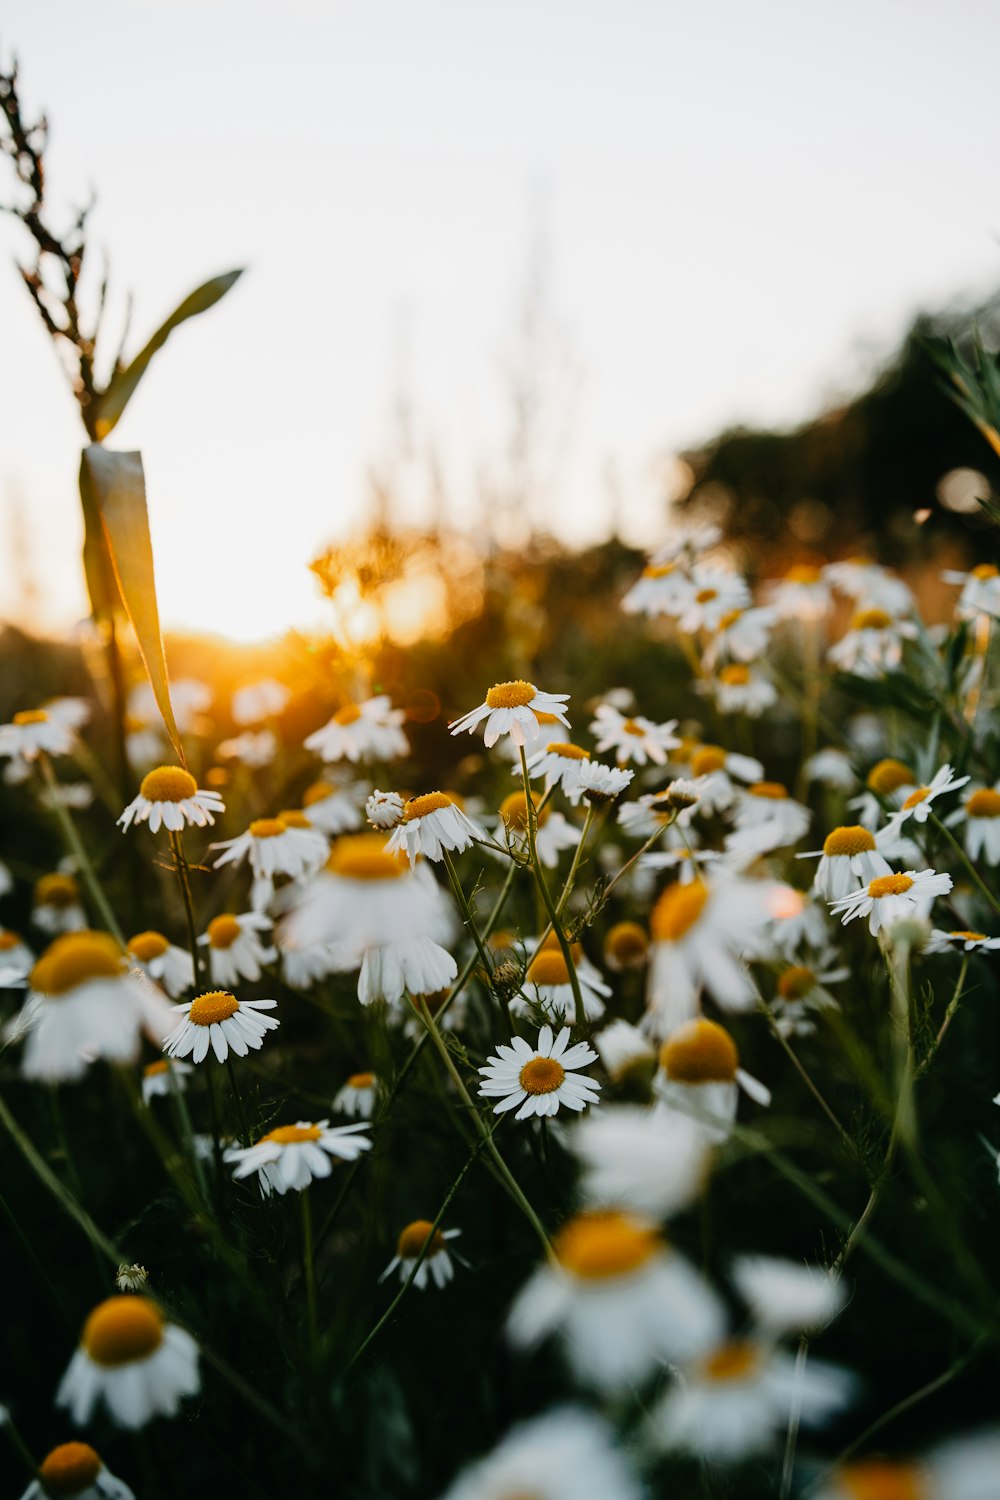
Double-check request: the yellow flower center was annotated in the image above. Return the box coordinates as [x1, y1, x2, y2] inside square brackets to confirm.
[205, 766, 228, 789]
[188, 990, 239, 1026]
[868, 874, 914, 898]
[622, 717, 646, 735]
[950, 930, 987, 942]
[642, 563, 676, 578]
[499, 791, 548, 831]
[489, 929, 516, 953]
[717, 608, 743, 630]
[971, 563, 999, 580]
[901, 787, 930, 809]
[545, 741, 589, 759]
[13, 708, 48, 724]
[277, 809, 312, 829]
[691, 745, 727, 776]
[207, 914, 243, 949]
[555, 1210, 660, 1279]
[838, 1460, 928, 1500]
[82, 1296, 164, 1367]
[967, 788, 1000, 818]
[784, 563, 822, 584]
[526, 950, 571, 987]
[702, 1340, 760, 1382]
[249, 817, 287, 839]
[866, 759, 914, 794]
[139, 765, 197, 803]
[534, 711, 563, 726]
[35, 872, 80, 907]
[302, 780, 336, 806]
[326, 834, 406, 880]
[852, 607, 893, 630]
[31, 932, 126, 995]
[694, 587, 718, 603]
[777, 965, 816, 1000]
[334, 703, 362, 724]
[397, 1219, 447, 1258]
[38, 1442, 103, 1496]
[348, 1071, 375, 1089]
[519, 1056, 566, 1094]
[719, 663, 750, 685]
[404, 791, 453, 820]
[660, 1018, 739, 1083]
[650, 880, 710, 942]
[0, 929, 22, 950]
[605, 921, 648, 966]
[749, 780, 788, 799]
[823, 825, 876, 858]
[485, 680, 537, 709]
[128, 930, 169, 962]
[144, 1060, 170, 1077]
[261, 1124, 323, 1145]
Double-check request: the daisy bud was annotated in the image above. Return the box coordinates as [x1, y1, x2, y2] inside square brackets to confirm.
[115, 1263, 149, 1293]
[665, 778, 701, 810]
[366, 789, 405, 829]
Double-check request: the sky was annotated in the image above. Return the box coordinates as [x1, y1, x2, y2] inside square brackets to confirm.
[1, 0, 999, 641]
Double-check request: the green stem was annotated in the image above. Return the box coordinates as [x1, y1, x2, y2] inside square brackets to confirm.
[418, 995, 554, 1262]
[917, 953, 969, 1077]
[518, 745, 587, 1032]
[302, 1189, 317, 1346]
[442, 848, 508, 1036]
[759, 1000, 855, 1154]
[225, 1055, 250, 1146]
[931, 810, 1000, 918]
[1, 1410, 38, 1479]
[169, 828, 206, 985]
[38, 752, 124, 942]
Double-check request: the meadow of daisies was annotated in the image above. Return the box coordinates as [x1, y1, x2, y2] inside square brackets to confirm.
[3, 532, 1000, 1500]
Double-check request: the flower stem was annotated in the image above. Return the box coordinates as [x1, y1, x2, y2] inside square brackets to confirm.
[169, 828, 207, 985]
[930, 810, 1000, 917]
[441, 848, 509, 1036]
[225, 1055, 251, 1146]
[38, 752, 124, 941]
[518, 745, 587, 1032]
[301, 1188, 317, 1346]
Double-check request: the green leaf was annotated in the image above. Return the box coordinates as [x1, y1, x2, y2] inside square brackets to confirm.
[80, 445, 186, 765]
[92, 268, 244, 440]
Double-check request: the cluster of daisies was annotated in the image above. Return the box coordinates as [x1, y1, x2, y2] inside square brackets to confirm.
[3, 525, 1000, 1498]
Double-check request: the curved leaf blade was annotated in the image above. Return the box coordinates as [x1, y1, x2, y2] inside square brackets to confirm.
[92, 268, 244, 440]
[81, 444, 186, 765]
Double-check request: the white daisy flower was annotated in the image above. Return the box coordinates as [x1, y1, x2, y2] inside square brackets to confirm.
[725, 780, 811, 856]
[616, 785, 693, 838]
[798, 824, 894, 900]
[57, 1295, 198, 1429]
[589, 703, 680, 766]
[648, 1336, 853, 1462]
[32, 872, 87, 935]
[760, 886, 832, 960]
[385, 791, 482, 867]
[129, 677, 211, 735]
[641, 845, 723, 885]
[770, 957, 848, 1036]
[200, 911, 277, 987]
[141, 1057, 193, 1105]
[0, 928, 34, 982]
[815, 1430, 1000, 1500]
[574, 760, 634, 804]
[645, 877, 778, 1037]
[827, 606, 918, 678]
[593, 1018, 655, 1080]
[278, 835, 457, 1005]
[439, 1407, 645, 1500]
[231, 677, 290, 724]
[650, 522, 724, 565]
[654, 1018, 770, 1142]
[926, 928, 1000, 954]
[10, 932, 173, 1083]
[830, 869, 954, 936]
[21, 1441, 136, 1500]
[224, 1119, 370, 1195]
[163, 989, 279, 1065]
[275, 932, 349, 988]
[124, 719, 169, 769]
[42, 695, 92, 730]
[516, 947, 611, 1024]
[825, 556, 914, 614]
[943, 562, 1000, 620]
[380, 1220, 463, 1290]
[0, 707, 76, 762]
[366, 788, 406, 828]
[678, 565, 752, 633]
[882, 763, 969, 829]
[211, 815, 328, 908]
[300, 778, 365, 835]
[710, 662, 778, 717]
[769, 562, 833, 621]
[478, 1024, 600, 1121]
[703, 605, 777, 668]
[508, 1209, 724, 1390]
[305, 695, 409, 763]
[847, 757, 917, 830]
[622, 558, 697, 618]
[521, 740, 592, 803]
[951, 784, 1000, 864]
[333, 1069, 379, 1117]
[118, 765, 224, 835]
[688, 744, 765, 816]
[127, 931, 193, 998]
[449, 679, 570, 749]
[215, 729, 277, 767]
[39, 780, 94, 811]
[572, 1104, 710, 1218]
[731, 1254, 847, 1336]
[802, 748, 857, 790]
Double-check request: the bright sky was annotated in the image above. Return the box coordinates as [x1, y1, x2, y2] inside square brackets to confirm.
[2, 0, 998, 641]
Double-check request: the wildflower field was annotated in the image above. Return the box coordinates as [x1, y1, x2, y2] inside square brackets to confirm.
[6, 47, 1000, 1500]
